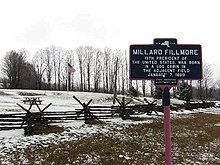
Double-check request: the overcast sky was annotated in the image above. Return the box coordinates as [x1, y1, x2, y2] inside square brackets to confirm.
[0, 0, 220, 80]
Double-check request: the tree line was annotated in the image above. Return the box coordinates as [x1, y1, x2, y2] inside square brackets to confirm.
[1, 46, 129, 94]
[0, 45, 219, 101]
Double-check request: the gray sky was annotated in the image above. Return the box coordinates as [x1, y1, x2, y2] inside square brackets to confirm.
[0, 0, 220, 80]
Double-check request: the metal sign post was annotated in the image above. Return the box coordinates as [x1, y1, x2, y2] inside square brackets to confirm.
[129, 38, 202, 165]
[162, 86, 172, 165]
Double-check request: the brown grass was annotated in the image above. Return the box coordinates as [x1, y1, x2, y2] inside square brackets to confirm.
[2, 113, 220, 164]
[0, 91, 10, 96]
[18, 92, 43, 96]
[24, 125, 65, 136]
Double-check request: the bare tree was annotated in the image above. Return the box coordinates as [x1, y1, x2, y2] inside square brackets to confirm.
[103, 47, 112, 93]
[142, 80, 146, 97]
[113, 56, 119, 103]
[50, 46, 58, 90]
[197, 80, 203, 100]
[124, 50, 129, 94]
[76, 46, 94, 91]
[76, 46, 85, 91]
[120, 54, 126, 95]
[116, 50, 128, 95]
[32, 49, 46, 89]
[203, 62, 214, 99]
[109, 50, 118, 94]
[84, 46, 94, 91]
[150, 80, 154, 97]
[135, 80, 139, 93]
[93, 48, 102, 92]
[53, 46, 66, 90]
[44, 48, 54, 90]
[216, 79, 220, 100]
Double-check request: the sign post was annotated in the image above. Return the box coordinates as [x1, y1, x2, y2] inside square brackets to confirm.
[130, 38, 202, 165]
[162, 86, 172, 165]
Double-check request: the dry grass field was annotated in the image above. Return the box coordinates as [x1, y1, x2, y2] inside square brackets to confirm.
[1, 112, 219, 165]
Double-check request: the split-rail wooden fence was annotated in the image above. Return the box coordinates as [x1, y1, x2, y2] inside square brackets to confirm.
[0, 96, 216, 131]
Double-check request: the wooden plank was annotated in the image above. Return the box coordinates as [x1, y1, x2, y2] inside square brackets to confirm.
[0, 113, 26, 117]
[0, 122, 23, 125]
[0, 119, 23, 122]
[43, 111, 81, 114]
[0, 126, 25, 130]
[89, 105, 112, 108]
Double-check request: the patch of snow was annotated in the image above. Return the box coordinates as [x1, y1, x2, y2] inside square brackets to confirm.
[215, 123, 220, 127]
[0, 129, 24, 138]
[0, 89, 220, 164]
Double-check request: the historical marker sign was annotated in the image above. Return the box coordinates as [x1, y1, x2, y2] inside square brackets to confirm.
[130, 38, 202, 85]
[130, 38, 202, 165]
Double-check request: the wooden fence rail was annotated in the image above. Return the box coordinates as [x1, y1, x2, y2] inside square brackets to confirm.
[0, 113, 26, 130]
[0, 96, 217, 130]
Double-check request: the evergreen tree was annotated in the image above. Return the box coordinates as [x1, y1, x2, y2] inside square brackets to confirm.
[154, 87, 162, 99]
[2, 50, 37, 89]
[129, 86, 139, 97]
[179, 81, 192, 102]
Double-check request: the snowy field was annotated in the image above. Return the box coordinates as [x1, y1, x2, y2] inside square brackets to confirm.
[0, 89, 220, 164]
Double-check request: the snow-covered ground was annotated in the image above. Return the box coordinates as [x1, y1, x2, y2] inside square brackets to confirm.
[0, 89, 219, 164]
